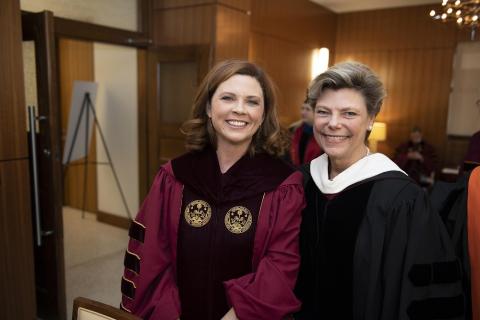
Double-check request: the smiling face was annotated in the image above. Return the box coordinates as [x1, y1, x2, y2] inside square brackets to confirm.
[207, 74, 264, 153]
[313, 88, 374, 167]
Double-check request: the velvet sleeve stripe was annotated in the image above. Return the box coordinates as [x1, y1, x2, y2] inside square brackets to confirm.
[408, 259, 462, 286]
[407, 294, 464, 320]
[129, 220, 145, 243]
[124, 249, 140, 274]
[120, 302, 132, 313]
[121, 276, 136, 300]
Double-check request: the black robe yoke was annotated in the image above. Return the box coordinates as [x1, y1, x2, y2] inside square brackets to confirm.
[296, 171, 465, 320]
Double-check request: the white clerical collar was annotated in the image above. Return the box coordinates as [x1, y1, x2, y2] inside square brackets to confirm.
[310, 152, 407, 194]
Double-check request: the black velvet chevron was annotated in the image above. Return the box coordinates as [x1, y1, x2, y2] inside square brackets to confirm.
[129, 221, 145, 243]
[124, 250, 140, 274]
[121, 277, 136, 300]
[408, 259, 461, 286]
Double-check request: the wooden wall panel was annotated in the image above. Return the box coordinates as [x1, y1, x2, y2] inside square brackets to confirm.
[58, 38, 97, 212]
[336, 5, 457, 53]
[154, 0, 213, 9]
[335, 4, 473, 168]
[0, 0, 28, 161]
[0, 160, 36, 319]
[218, 0, 251, 12]
[249, 0, 337, 125]
[153, 4, 215, 46]
[154, 0, 250, 11]
[250, 32, 313, 125]
[251, 0, 336, 48]
[214, 5, 250, 62]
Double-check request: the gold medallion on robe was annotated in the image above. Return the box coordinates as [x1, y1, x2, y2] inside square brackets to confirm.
[225, 206, 252, 234]
[184, 200, 211, 227]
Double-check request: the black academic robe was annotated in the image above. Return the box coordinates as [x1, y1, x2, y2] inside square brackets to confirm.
[295, 170, 465, 320]
[430, 170, 475, 320]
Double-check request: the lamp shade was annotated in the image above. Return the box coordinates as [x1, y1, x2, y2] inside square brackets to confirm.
[369, 122, 387, 142]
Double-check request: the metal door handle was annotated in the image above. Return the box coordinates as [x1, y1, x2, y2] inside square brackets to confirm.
[28, 106, 43, 247]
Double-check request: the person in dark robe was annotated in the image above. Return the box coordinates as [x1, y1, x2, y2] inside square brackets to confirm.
[430, 165, 480, 320]
[120, 60, 305, 320]
[294, 61, 465, 320]
[463, 130, 480, 170]
[393, 126, 438, 187]
[290, 97, 323, 166]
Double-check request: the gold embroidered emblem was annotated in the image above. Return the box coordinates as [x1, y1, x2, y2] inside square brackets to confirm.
[224, 206, 252, 234]
[184, 200, 212, 227]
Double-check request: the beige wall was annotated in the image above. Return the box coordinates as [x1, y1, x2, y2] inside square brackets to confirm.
[94, 43, 139, 218]
[21, 0, 138, 31]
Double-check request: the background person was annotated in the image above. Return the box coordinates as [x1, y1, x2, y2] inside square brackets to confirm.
[393, 126, 437, 187]
[290, 97, 323, 166]
[295, 61, 464, 320]
[463, 97, 480, 169]
[120, 60, 305, 320]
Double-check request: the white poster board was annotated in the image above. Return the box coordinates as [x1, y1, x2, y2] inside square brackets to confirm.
[62, 81, 98, 164]
[447, 42, 480, 136]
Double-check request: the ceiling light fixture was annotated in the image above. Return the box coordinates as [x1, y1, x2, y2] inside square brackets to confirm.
[429, 0, 480, 40]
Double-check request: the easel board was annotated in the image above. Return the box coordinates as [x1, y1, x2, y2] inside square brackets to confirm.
[62, 81, 98, 164]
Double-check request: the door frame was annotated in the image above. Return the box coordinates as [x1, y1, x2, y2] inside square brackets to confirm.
[22, 10, 66, 319]
[21, 6, 154, 318]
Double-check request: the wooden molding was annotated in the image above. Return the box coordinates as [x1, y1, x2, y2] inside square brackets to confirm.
[54, 16, 151, 48]
[97, 211, 131, 230]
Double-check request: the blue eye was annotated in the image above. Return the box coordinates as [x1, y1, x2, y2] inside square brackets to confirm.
[247, 100, 260, 106]
[345, 111, 357, 117]
[316, 109, 328, 116]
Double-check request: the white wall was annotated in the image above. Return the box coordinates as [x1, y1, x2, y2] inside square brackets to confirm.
[94, 43, 138, 218]
[21, 0, 138, 31]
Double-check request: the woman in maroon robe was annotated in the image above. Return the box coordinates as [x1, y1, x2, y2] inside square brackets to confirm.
[120, 60, 305, 320]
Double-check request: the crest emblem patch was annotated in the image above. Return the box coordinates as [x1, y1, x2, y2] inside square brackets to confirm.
[224, 206, 252, 234]
[184, 200, 212, 227]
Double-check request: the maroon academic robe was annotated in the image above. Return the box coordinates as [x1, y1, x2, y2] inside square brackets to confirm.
[290, 124, 322, 166]
[120, 151, 305, 320]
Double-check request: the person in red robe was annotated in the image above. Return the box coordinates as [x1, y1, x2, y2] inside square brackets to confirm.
[289, 98, 323, 166]
[120, 60, 305, 320]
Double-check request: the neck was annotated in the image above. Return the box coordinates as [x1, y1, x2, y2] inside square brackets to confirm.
[329, 146, 369, 179]
[216, 142, 250, 173]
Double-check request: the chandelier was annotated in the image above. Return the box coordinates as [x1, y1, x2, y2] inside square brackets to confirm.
[429, 0, 480, 40]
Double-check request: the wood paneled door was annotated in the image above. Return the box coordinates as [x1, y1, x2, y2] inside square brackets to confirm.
[22, 10, 66, 320]
[141, 45, 209, 195]
[0, 1, 36, 319]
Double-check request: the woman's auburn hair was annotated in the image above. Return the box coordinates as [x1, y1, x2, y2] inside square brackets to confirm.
[181, 59, 289, 157]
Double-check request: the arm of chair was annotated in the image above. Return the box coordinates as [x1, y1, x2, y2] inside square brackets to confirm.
[73, 297, 142, 320]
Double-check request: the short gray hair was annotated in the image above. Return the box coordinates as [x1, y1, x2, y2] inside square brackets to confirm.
[308, 61, 386, 117]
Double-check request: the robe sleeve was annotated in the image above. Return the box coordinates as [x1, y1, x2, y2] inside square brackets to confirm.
[381, 187, 464, 320]
[121, 167, 181, 320]
[223, 175, 305, 320]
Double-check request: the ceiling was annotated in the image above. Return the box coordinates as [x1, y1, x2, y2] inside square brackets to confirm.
[310, 0, 438, 13]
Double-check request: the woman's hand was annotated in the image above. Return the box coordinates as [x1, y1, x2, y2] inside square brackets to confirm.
[221, 308, 239, 320]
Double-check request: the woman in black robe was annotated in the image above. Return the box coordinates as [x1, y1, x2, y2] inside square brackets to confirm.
[294, 61, 465, 320]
